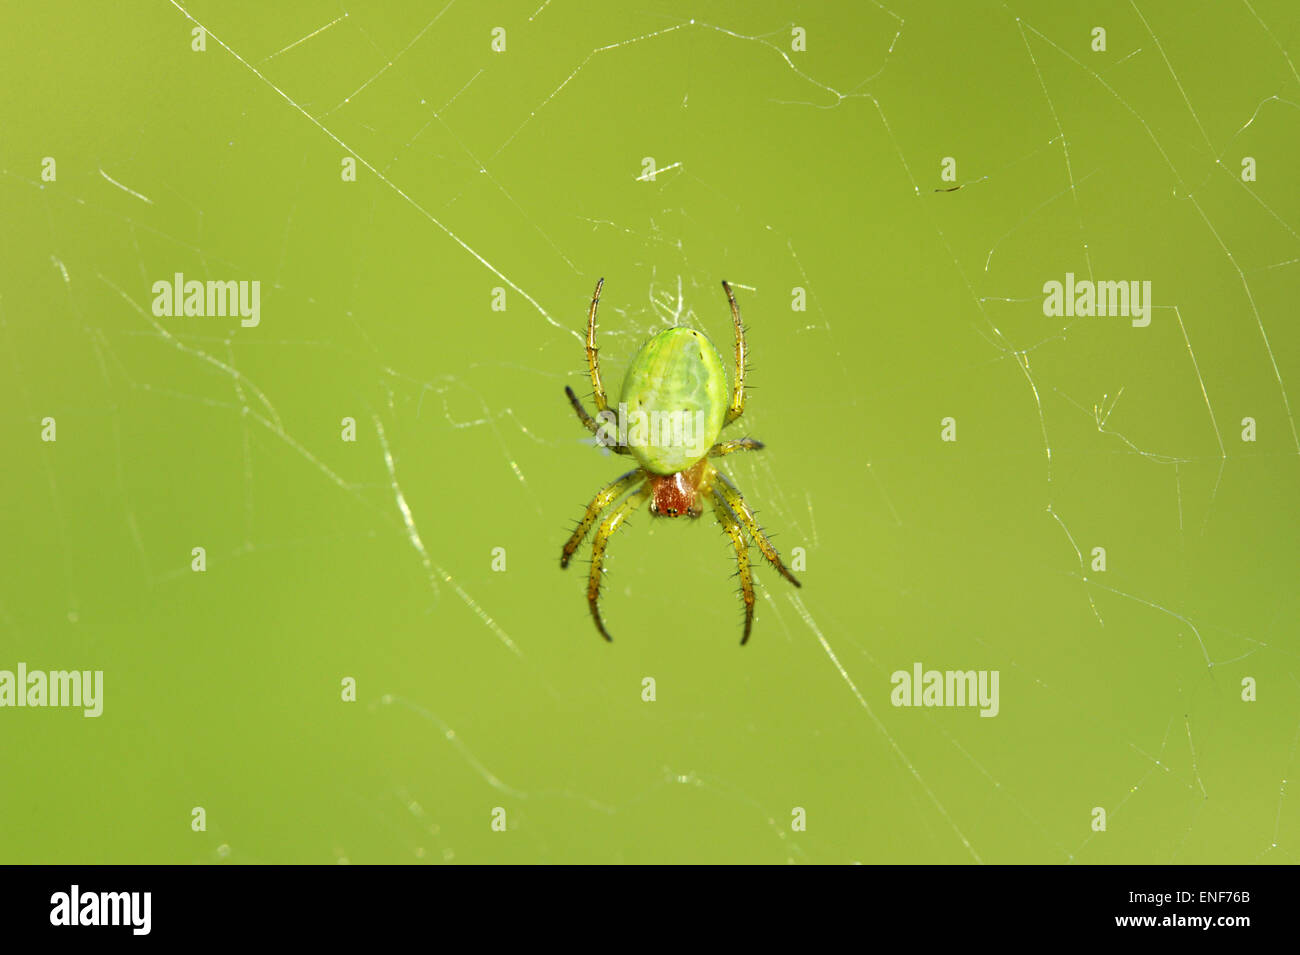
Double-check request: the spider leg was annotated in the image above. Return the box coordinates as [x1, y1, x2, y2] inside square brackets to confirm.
[585, 278, 610, 413]
[722, 280, 747, 424]
[711, 494, 756, 644]
[564, 386, 630, 454]
[709, 437, 764, 458]
[561, 468, 643, 568]
[711, 468, 802, 588]
[587, 482, 651, 641]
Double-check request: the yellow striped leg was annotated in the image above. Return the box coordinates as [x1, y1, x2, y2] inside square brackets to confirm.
[722, 280, 747, 424]
[712, 495, 756, 644]
[561, 469, 643, 568]
[709, 437, 764, 457]
[564, 386, 628, 454]
[585, 278, 609, 413]
[587, 483, 651, 641]
[712, 469, 801, 588]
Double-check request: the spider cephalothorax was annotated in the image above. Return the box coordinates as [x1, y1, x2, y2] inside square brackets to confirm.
[648, 461, 707, 518]
[560, 279, 801, 644]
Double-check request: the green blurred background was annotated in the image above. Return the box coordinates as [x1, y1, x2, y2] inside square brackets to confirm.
[2, 0, 1298, 863]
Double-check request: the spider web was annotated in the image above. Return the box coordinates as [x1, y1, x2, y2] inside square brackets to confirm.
[3, 0, 1299, 863]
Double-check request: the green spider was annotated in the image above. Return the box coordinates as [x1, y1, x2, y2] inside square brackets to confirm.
[560, 278, 802, 644]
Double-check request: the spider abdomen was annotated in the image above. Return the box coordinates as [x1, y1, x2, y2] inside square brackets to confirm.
[620, 327, 728, 475]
